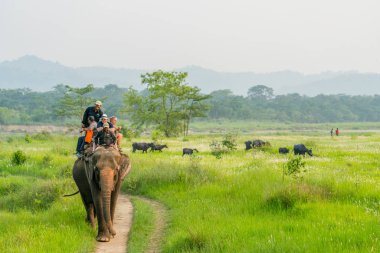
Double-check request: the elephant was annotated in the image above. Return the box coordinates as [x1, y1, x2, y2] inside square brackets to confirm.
[72, 146, 131, 242]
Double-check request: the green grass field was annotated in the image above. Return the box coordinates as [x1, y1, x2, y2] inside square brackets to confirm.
[0, 128, 379, 252]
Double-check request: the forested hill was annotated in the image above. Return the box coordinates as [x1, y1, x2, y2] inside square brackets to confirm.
[1, 55, 380, 96]
[1, 85, 380, 125]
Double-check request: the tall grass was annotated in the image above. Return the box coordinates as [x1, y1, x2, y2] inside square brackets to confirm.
[127, 197, 155, 253]
[125, 133, 380, 252]
[0, 134, 94, 253]
[1, 131, 380, 252]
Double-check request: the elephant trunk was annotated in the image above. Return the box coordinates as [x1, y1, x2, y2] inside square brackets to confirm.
[100, 168, 116, 235]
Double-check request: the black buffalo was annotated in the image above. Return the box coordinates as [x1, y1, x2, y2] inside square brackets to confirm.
[252, 139, 270, 148]
[278, 147, 289, 154]
[293, 144, 313, 156]
[182, 148, 198, 156]
[245, 141, 253, 150]
[150, 144, 168, 152]
[132, 142, 154, 153]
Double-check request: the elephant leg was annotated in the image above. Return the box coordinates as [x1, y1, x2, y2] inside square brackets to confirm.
[90, 185, 110, 242]
[87, 203, 96, 229]
[110, 191, 119, 223]
[73, 160, 96, 228]
[78, 192, 95, 228]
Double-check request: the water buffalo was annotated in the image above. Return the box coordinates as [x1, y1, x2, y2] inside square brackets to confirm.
[150, 144, 168, 152]
[182, 148, 198, 156]
[252, 139, 270, 148]
[294, 144, 313, 156]
[132, 142, 154, 153]
[245, 141, 253, 150]
[278, 147, 289, 154]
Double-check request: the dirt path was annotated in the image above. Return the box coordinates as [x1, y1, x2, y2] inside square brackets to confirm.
[93, 195, 167, 253]
[94, 194, 133, 253]
[136, 197, 167, 253]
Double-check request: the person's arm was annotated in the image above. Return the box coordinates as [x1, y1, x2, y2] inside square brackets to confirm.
[96, 122, 103, 132]
[98, 109, 104, 120]
[94, 132, 100, 145]
[109, 122, 115, 133]
[82, 107, 89, 126]
[111, 132, 117, 144]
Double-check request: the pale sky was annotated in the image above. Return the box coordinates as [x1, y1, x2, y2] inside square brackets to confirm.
[1, 0, 379, 73]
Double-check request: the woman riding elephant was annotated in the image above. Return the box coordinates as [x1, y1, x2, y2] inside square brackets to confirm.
[72, 146, 131, 242]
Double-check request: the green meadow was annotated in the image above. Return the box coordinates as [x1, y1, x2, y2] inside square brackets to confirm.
[0, 128, 379, 252]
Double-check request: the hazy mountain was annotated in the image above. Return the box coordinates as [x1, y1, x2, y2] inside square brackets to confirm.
[1, 55, 379, 96]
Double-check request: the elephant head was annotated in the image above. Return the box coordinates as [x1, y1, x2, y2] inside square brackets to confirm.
[85, 146, 131, 241]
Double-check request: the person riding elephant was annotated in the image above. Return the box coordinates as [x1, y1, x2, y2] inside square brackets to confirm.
[72, 146, 131, 242]
[94, 123, 116, 146]
[82, 101, 104, 127]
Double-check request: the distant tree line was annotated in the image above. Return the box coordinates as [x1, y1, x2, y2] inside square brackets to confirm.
[1, 78, 380, 126]
[208, 86, 380, 122]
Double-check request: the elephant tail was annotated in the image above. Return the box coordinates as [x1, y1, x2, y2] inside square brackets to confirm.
[63, 191, 80, 197]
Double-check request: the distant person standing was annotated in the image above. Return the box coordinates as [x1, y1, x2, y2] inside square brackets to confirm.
[330, 128, 334, 137]
[335, 128, 340, 136]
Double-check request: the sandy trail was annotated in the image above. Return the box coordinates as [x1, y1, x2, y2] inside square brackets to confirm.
[93, 195, 167, 253]
[94, 194, 133, 253]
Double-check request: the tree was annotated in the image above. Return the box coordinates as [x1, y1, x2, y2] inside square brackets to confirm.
[55, 84, 96, 121]
[123, 87, 154, 130]
[179, 86, 211, 136]
[124, 71, 210, 137]
[247, 85, 274, 100]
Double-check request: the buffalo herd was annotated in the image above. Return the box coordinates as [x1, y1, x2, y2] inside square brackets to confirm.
[245, 139, 270, 150]
[132, 140, 313, 157]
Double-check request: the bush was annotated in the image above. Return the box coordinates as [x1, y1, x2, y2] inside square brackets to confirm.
[120, 125, 140, 140]
[283, 156, 306, 180]
[151, 129, 164, 142]
[25, 134, 32, 143]
[11, 150, 27, 165]
[221, 132, 238, 151]
[210, 140, 224, 159]
[210, 132, 238, 159]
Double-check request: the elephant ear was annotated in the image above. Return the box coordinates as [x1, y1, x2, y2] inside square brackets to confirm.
[84, 159, 94, 183]
[85, 151, 99, 184]
[119, 154, 131, 181]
